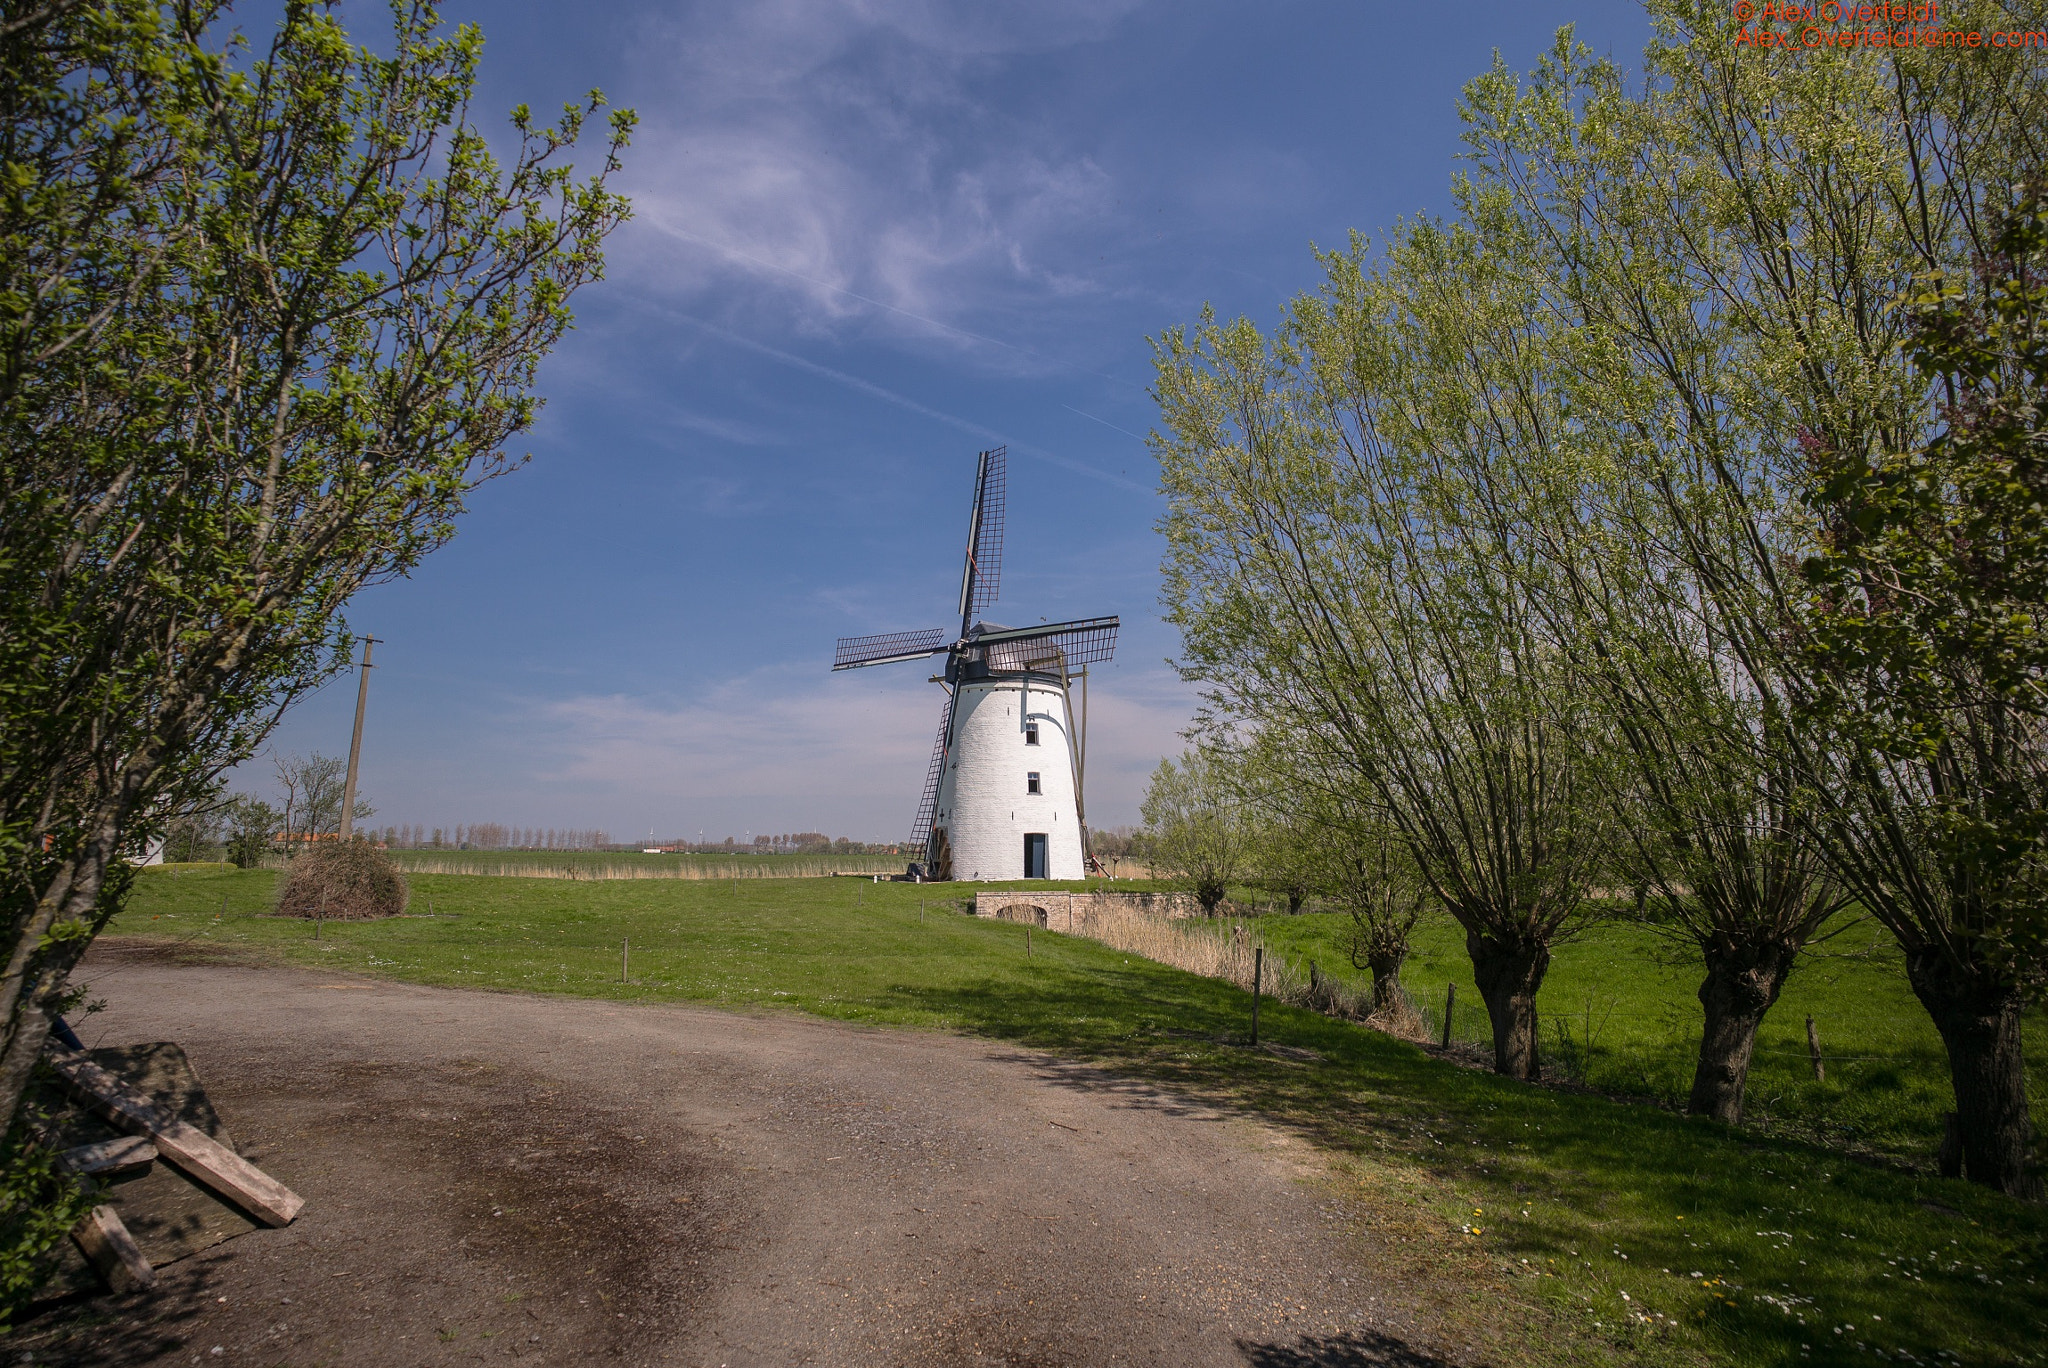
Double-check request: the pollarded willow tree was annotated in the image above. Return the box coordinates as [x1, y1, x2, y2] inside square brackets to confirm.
[1521, 463, 1852, 1123]
[1139, 749, 1252, 915]
[0, 0, 633, 1148]
[1153, 218, 1612, 1081]
[1459, 0, 2048, 1191]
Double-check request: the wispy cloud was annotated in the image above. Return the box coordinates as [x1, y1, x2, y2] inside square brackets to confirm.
[611, 0, 1144, 354]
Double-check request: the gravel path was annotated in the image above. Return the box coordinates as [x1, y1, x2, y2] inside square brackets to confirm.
[12, 942, 1459, 1367]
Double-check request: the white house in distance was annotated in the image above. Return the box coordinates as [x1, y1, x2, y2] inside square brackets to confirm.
[831, 447, 1117, 881]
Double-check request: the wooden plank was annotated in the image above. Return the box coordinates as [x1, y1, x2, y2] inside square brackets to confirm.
[57, 1135, 157, 1177]
[45, 1046, 303, 1227]
[71, 1205, 157, 1292]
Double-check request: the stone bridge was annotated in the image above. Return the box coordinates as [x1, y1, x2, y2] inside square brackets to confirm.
[971, 889, 1199, 930]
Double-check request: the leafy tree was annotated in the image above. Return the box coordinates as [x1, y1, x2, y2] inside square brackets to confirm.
[223, 793, 280, 868]
[1238, 806, 1322, 915]
[1316, 803, 1426, 1013]
[1139, 750, 1249, 915]
[0, 0, 631, 1157]
[1458, 1, 2045, 1189]
[1800, 183, 2048, 1186]
[1153, 222, 1610, 1081]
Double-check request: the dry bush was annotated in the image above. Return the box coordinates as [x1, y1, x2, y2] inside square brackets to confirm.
[276, 840, 407, 920]
[1061, 901, 1436, 1044]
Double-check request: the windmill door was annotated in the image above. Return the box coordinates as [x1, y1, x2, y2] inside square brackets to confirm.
[1023, 833, 1048, 880]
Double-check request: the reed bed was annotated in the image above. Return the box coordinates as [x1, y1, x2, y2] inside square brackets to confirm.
[386, 855, 905, 881]
[1001, 899, 1432, 1042]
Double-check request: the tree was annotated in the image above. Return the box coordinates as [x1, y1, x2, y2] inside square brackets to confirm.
[1800, 184, 2048, 1187]
[1457, 1, 2046, 1188]
[273, 752, 365, 841]
[0, 0, 631, 1150]
[1239, 811, 1321, 915]
[1153, 222, 1610, 1081]
[223, 793, 280, 868]
[1140, 751, 1249, 915]
[154, 776, 229, 863]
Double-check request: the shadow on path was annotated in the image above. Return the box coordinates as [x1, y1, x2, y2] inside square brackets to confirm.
[1238, 1329, 1462, 1367]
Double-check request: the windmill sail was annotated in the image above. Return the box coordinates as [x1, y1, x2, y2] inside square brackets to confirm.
[974, 616, 1119, 672]
[829, 446, 1112, 879]
[909, 691, 955, 849]
[833, 628, 947, 671]
[956, 447, 1006, 631]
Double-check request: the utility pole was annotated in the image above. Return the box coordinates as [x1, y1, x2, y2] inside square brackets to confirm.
[339, 638, 379, 840]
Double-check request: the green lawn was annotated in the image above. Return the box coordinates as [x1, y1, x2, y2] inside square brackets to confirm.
[1249, 910, 2048, 1167]
[111, 866, 2047, 1368]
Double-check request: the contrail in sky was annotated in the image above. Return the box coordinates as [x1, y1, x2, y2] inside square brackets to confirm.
[678, 316, 1149, 494]
[1060, 403, 1149, 443]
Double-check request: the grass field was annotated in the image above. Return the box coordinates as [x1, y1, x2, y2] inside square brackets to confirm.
[1247, 910, 2048, 1169]
[108, 866, 2046, 1368]
[379, 849, 908, 879]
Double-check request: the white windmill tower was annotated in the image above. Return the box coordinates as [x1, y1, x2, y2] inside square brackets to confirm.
[832, 448, 1118, 881]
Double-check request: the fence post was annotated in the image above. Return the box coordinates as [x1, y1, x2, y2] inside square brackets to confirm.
[1251, 947, 1263, 1046]
[315, 888, 326, 942]
[1441, 983, 1456, 1049]
[1806, 1016, 1825, 1081]
[623, 936, 629, 984]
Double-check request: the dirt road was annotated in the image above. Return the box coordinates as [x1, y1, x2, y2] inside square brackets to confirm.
[12, 943, 1458, 1367]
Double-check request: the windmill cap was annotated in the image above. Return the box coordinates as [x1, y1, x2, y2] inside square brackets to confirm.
[966, 621, 1011, 637]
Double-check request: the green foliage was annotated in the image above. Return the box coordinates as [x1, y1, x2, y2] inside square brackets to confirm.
[224, 792, 281, 868]
[1802, 184, 2048, 984]
[0, 0, 631, 1161]
[1139, 750, 1250, 913]
[0, 1106, 96, 1327]
[1151, 0, 2048, 1179]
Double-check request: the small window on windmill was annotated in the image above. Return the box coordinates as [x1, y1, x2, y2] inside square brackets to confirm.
[1024, 723, 1040, 746]
[1026, 772, 1042, 795]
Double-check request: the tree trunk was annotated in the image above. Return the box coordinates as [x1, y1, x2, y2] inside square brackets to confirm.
[1687, 942, 1797, 1124]
[0, 838, 122, 1132]
[1467, 932, 1549, 1080]
[1367, 949, 1407, 1012]
[1904, 947, 2041, 1198]
[1196, 879, 1226, 916]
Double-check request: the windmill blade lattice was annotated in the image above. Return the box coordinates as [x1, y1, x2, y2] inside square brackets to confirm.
[976, 616, 1119, 673]
[965, 446, 1005, 619]
[832, 628, 948, 671]
[909, 692, 955, 847]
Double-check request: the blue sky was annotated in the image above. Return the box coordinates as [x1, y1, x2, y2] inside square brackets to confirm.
[241, 0, 1654, 844]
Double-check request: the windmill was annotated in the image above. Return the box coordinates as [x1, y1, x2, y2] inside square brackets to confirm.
[832, 447, 1118, 881]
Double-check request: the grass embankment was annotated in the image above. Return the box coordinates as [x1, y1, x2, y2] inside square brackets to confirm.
[111, 867, 2045, 1368]
[1250, 912, 2048, 1168]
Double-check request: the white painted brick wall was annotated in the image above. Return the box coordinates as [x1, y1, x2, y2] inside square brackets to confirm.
[933, 677, 1085, 880]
